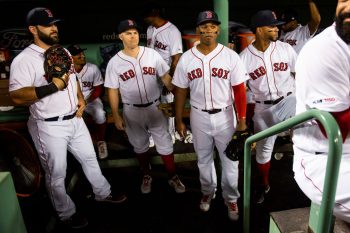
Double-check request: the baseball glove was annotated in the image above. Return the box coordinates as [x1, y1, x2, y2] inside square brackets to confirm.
[158, 102, 175, 117]
[43, 44, 72, 88]
[224, 128, 251, 161]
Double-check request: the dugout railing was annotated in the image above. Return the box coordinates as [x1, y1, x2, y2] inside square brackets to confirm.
[242, 109, 343, 233]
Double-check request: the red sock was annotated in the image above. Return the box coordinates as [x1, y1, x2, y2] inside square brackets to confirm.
[136, 152, 151, 175]
[256, 161, 270, 187]
[160, 154, 176, 177]
[96, 122, 107, 141]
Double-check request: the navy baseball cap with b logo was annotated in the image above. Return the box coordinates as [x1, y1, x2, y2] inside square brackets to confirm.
[26, 7, 61, 26]
[250, 10, 285, 29]
[118, 19, 139, 34]
[67, 44, 87, 56]
[280, 9, 298, 24]
[197, 10, 221, 26]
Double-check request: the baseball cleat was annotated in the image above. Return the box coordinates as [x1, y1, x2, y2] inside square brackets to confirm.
[97, 141, 108, 159]
[96, 194, 127, 204]
[141, 175, 152, 194]
[62, 212, 88, 229]
[168, 174, 185, 193]
[226, 201, 239, 221]
[256, 185, 271, 204]
[199, 192, 216, 212]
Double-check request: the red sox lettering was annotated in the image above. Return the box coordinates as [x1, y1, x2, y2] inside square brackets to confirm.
[120, 67, 156, 81]
[187, 67, 230, 81]
[154, 40, 168, 50]
[249, 62, 289, 80]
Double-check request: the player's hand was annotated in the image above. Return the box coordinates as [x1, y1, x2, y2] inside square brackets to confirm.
[115, 114, 125, 131]
[52, 73, 70, 90]
[176, 121, 187, 138]
[76, 97, 86, 118]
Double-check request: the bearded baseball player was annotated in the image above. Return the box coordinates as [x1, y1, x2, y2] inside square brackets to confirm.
[279, 0, 321, 54]
[9, 7, 126, 229]
[293, 0, 350, 223]
[172, 10, 249, 221]
[239, 10, 298, 204]
[67, 44, 108, 159]
[104, 19, 185, 194]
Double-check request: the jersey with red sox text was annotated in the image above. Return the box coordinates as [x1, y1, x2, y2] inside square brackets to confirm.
[239, 40, 297, 102]
[279, 24, 317, 54]
[172, 43, 249, 109]
[293, 24, 350, 153]
[146, 21, 183, 65]
[76, 62, 104, 100]
[104, 46, 169, 103]
[9, 44, 78, 120]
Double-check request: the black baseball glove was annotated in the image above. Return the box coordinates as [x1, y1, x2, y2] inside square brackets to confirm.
[224, 128, 251, 161]
[43, 44, 72, 88]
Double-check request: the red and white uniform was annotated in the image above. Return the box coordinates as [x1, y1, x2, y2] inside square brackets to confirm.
[104, 46, 173, 155]
[76, 62, 106, 124]
[147, 21, 183, 65]
[147, 21, 183, 138]
[240, 40, 297, 164]
[9, 44, 111, 220]
[279, 24, 317, 54]
[293, 24, 350, 222]
[172, 44, 248, 202]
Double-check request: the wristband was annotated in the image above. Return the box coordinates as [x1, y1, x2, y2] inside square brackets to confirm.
[35, 82, 59, 99]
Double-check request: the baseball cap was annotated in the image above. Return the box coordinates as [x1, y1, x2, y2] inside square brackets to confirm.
[118, 19, 139, 34]
[142, 2, 165, 18]
[26, 7, 61, 26]
[67, 44, 87, 56]
[250, 10, 285, 29]
[280, 9, 298, 24]
[197, 10, 221, 26]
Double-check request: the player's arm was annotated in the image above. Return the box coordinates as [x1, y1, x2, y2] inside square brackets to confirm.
[107, 87, 125, 130]
[76, 80, 86, 118]
[169, 53, 181, 77]
[174, 86, 188, 137]
[317, 108, 350, 142]
[86, 84, 103, 103]
[9, 74, 68, 105]
[307, 0, 321, 35]
[160, 72, 175, 93]
[232, 82, 247, 131]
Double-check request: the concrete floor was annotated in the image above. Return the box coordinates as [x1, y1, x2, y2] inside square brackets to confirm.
[18, 131, 310, 233]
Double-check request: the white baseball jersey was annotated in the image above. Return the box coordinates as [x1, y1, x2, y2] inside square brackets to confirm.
[9, 44, 78, 119]
[104, 46, 169, 104]
[293, 24, 350, 153]
[279, 24, 317, 54]
[292, 24, 350, 222]
[239, 40, 297, 102]
[146, 21, 183, 65]
[76, 62, 104, 100]
[172, 43, 249, 109]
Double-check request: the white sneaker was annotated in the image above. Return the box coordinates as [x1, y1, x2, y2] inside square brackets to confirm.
[97, 141, 108, 159]
[184, 130, 193, 143]
[168, 175, 185, 193]
[149, 136, 155, 148]
[175, 131, 183, 141]
[226, 201, 239, 221]
[199, 192, 216, 212]
[141, 175, 152, 194]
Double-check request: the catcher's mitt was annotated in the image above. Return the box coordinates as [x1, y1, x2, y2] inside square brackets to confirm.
[224, 128, 251, 161]
[43, 44, 72, 88]
[158, 102, 175, 117]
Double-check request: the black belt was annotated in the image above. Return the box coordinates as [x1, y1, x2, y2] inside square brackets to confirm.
[126, 98, 159, 108]
[256, 92, 292, 105]
[44, 111, 77, 122]
[193, 106, 228, 114]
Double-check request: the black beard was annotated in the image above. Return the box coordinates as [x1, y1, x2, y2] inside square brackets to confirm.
[335, 12, 350, 44]
[37, 28, 59, 45]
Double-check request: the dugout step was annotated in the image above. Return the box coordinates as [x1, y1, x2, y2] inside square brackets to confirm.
[269, 207, 350, 233]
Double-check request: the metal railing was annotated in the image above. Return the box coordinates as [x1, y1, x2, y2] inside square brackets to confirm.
[243, 109, 343, 233]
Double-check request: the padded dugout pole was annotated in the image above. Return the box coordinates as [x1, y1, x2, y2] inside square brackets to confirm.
[214, 0, 229, 46]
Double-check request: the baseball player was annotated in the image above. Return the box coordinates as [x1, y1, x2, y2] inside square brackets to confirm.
[279, 0, 321, 54]
[104, 19, 185, 194]
[67, 44, 108, 160]
[9, 7, 126, 229]
[239, 10, 297, 204]
[293, 0, 350, 222]
[143, 4, 189, 145]
[173, 10, 249, 221]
